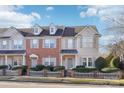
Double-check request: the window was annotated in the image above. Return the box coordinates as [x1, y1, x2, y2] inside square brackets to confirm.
[13, 40, 23, 49]
[80, 57, 93, 67]
[2, 40, 7, 49]
[50, 28, 54, 33]
[43, 57, 56, 66]
[33, 27, 39, 35]
[82, 36, 93, 48]
[82, 58, 87, 66]
[88, 58, 92, 67]
[44, 39, 56, 48]
[31, 39, 39, 48]
[67, 38, 73, 49]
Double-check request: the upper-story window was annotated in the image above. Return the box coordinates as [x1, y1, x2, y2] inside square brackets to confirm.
[31, 39, 39, 48]
[33, 25, 42, 35]
[44, 39, 56, 48]
[2, 40, 7, 49]
[82, 36, 93, 48]
[13, 40, 23, 49]
[50, 23, 57, 35]
[67, 38, 73, 49]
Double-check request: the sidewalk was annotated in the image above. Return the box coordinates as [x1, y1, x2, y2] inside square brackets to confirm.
[0, 76, 124, 86]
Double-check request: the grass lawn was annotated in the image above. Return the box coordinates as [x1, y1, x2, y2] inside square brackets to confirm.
[12, 76, 124, 86]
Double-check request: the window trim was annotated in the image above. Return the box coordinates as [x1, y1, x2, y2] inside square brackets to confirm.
[44, 38, 56, 48]
[81, 36, 93, 48]
[31, 39, 39, 48]
[43, 56, 56, 66]
[80, 57, 93, 67]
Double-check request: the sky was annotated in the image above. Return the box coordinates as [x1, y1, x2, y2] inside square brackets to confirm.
[0, 5, 123, 53]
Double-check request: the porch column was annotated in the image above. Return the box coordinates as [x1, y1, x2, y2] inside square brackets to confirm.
[60, 55, 63, 66]
[75, 55, 78, 67]
[5, 55, 7, 65]
[22, 55, 25, 65]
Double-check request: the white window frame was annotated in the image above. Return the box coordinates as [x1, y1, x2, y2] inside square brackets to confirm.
[67, 38, 73, 49]
[80, 57, 93, 67]
[2, 40, 7, 49]
[13, 40, 23, 49]
[44, 39, 56, 48]
[43, 57, 56, 66]
[82, 36, 93, 48]
[31, 39, 39, 48]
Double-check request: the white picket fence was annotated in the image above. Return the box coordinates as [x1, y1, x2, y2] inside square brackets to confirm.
[47, 71, 61, 77]
[0, 70, 3, 76]
[29, 71, 44, 77]
[6, 70, 19, 76]
[74, 71, 120, 79]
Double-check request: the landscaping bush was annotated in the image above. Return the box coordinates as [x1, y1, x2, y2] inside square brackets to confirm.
[45, 66, 54, 71]
[95, 57, 107, 71]
[21, 65, 28, 75]
[101, 67, 119, 73]
[0, 65, 8, 69]
[118, 61, 124, 70]
[54, 66, 65, 71]
[35, 65, 45, 71]
[73, 67, 96, 73]
[112, 57, 120, 68]
[76, 65, 85, 68]
[105, 53, 114, 66]
[12, 66, 22, 70]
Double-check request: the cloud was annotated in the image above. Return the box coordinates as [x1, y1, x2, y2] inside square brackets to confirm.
[31, 12, 41, 19]
[0, 5, 41, 28]
[46, 6, 54, 11]
[79, 5, 124, 21]
[100, 35, 114, 45]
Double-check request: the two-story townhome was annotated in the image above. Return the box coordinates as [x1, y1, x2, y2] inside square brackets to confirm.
[0, 27, 26, 67]
[0, 23, 101, 69]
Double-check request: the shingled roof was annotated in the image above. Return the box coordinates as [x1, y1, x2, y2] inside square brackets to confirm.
[0, 25, 99, 37]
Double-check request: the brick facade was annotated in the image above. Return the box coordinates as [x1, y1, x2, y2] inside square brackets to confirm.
[26, 38, 61, 68]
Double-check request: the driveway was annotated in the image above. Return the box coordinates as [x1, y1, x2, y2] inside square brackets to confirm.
[0, 81, 123, 88]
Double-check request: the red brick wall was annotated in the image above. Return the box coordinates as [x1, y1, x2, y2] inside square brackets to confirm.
[26, 38, 61, 68]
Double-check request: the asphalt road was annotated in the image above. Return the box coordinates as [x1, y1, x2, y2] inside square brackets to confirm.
[0, 81, 123, 88]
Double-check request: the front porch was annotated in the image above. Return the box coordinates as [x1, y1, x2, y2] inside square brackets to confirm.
[61, 55, 78, 69]
[0, 50, 26, 68]
[60, 49, 78, 69]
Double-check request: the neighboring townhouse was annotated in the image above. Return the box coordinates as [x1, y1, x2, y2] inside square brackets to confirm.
[0, 23, 101, 69]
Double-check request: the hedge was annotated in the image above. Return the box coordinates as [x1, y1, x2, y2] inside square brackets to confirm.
[101, 67, 119, 73]
[73, 67, 96, 73]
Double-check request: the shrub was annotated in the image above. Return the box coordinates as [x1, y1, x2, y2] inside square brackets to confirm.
[73, 67, 96, 73]
[112, 57, 120, 68]
[0, 65, 8, 69]
[118, 61, 124, 70]
[101, 67, 119, 73]
[76, 65, 85, 68]
[21, 65, 28, 75]
[54, 66, 65, 71]
[35, 65, 45, 71]
[45, 66, 54, 71]
[95, 57, 107, 71]
[105, 53, 114, 66]
[12, 66, 22, 70]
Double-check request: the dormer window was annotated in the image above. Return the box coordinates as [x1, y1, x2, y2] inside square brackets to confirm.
[50, 23, 57, 35]
[33, 25, 42, 35]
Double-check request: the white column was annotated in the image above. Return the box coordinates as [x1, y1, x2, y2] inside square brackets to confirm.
[22, 55, 25, 65]
[75, 55, 78, 67]
[60, 55, 63, 66]
[5, 55, 7, 65]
